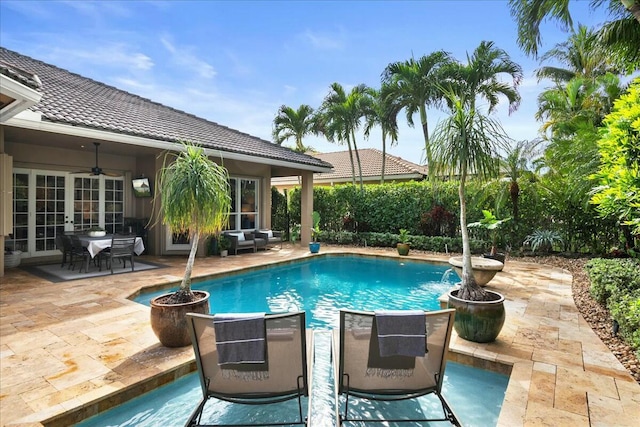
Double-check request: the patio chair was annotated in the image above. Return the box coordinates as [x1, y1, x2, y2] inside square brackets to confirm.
[253, 230, 284, 249]
[223, 231, 257, 255]
[334, 308, 461, 426]
[68, 234, 91, 273]
[185, 311, 312, 426]
[55, 234, 73, 268]
[103, 235, 136, 274]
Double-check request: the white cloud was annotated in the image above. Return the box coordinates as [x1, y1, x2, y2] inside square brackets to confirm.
[160, 35, 216, 79]
[48, 44, 154, 71]
[302, 29, 345, 50]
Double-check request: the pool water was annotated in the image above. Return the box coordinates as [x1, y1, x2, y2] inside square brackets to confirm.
[135, 256, 459, 327]
[83, 255, 509, 426]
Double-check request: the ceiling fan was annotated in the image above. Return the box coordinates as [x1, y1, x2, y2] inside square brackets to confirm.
[73, 142, 120, 176]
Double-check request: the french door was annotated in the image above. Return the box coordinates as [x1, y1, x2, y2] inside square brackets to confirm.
[10, 169, 124, 258]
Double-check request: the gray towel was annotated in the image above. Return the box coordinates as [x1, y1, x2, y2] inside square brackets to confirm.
[213, 313, 266, 365]
[374, 310, 426, 357]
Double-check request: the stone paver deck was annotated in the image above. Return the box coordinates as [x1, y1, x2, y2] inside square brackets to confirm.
[0, 245, 638, 426]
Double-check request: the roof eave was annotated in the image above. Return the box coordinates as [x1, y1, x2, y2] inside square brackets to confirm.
[4, 112, 333, 173]
[0, 74, 42, 123]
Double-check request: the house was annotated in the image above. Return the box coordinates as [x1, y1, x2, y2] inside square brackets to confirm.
[0, 47, 332, 276]
[272, 148, 428, 191]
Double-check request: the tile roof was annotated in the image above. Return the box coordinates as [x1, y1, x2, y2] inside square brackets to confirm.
[0, 60, 42, 90]
[311, 148, 427, 182]
[0, 47, 331, 170]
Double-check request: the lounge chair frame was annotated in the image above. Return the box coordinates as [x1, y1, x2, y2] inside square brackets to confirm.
[185, 311, 312, 427]
[334, 309, 461, 426]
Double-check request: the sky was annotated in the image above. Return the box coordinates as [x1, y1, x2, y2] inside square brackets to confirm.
[0, 0, 613, 164]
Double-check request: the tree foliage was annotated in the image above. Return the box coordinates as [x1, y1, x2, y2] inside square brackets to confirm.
[154, 142, 231, 301]
[590, 78, 640, 237]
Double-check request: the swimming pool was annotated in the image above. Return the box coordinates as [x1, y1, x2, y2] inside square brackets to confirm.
[135, 255, 459, 327]
[84, 255, 508, 426]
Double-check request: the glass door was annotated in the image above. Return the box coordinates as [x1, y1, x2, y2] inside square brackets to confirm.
[10, 169, 126, 258]
[9, 169, 67, 257]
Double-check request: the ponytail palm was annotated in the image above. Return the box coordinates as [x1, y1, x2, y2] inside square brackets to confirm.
[431, 91, 510, 301]
[156, 142, 231, 303]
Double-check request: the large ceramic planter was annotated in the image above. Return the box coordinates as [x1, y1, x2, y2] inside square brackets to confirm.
[448, 256, 503, 286]
[483, 252, 506, 270]
[150, 291, 210, 347]
[396, 243, 410, 256]
[309, 242, 320, 254]
[447, 289, 505, 343]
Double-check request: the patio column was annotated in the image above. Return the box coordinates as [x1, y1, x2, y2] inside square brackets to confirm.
[300, 171, 313, 246]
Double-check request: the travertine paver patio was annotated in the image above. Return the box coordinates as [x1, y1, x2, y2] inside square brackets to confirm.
[0, 245, 638, 426]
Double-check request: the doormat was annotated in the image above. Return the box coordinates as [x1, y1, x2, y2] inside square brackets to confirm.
[22, 260, 166, 283]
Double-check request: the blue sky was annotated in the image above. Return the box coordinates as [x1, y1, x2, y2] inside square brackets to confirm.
[0, 1, 611, 164]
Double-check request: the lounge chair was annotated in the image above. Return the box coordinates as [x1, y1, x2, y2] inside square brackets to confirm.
[333, 308, 461, 426]
[185, 311, 312, 426]
[252, 230, 284, 249]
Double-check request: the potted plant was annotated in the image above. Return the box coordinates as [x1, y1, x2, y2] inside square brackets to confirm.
[468, 210, 511, 264]
[430, 61, 517, 343]
[217, 234, 230, 257]
[309, 211, 321, 254]
[397, 229, 410, 256]
[149, 141, 231, 347]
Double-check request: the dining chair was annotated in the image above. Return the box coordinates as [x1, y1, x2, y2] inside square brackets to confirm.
[68, 234, 91, 273]
[55, 234, 74, 268]
[105, 235, 136, 274]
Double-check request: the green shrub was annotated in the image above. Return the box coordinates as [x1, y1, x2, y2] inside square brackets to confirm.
[586, 258, 640, 304]
[609, 289, 640, 358]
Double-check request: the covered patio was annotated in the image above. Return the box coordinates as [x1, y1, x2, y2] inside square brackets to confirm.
[0, 245, 638, 426]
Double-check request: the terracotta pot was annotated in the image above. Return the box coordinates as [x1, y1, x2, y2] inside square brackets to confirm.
[396, 243, 410, 256]
[150, 291, 210, 347]
[447, 288, 505, 343]
[448, 256, 503, 286]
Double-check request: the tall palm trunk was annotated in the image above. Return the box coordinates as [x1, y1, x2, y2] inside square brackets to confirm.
[346, 137, 356, 186]
[509, 180, 520, 222]
[381, 132, 387, 184]
[419, 104, 431, 174]
[458, 160, 486, 301]
[351, 129, 364, 191]
[621, 0, 640, 23]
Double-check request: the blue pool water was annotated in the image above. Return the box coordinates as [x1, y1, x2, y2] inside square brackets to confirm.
[134, 256, 459, 327]
[82, 255, 509, 426]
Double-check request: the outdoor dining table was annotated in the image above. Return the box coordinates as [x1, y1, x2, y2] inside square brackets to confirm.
[79, 235, 145, 259]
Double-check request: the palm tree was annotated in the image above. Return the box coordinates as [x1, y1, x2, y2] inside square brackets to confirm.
[319, 82, 371, 190]
[272, 104, 318, 153]
[363, 86, 399, 184]
[381, 51, 454, 174]
[501, 139, 544, 223]
[154, 141, 231, 304]
[431, 89, 510, 301]
[509, 0, 640, 67]
[535, 24, 618, 83]
[442, 41, 523, 115]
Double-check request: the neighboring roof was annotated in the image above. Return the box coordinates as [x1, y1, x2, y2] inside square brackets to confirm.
[273, 148, 427, 186]
[0, 47, 331, 170]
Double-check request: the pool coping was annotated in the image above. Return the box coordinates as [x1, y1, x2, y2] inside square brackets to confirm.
[1, 246, 638, 426]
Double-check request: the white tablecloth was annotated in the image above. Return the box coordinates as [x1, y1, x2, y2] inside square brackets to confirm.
[80, 236, 145, 258]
